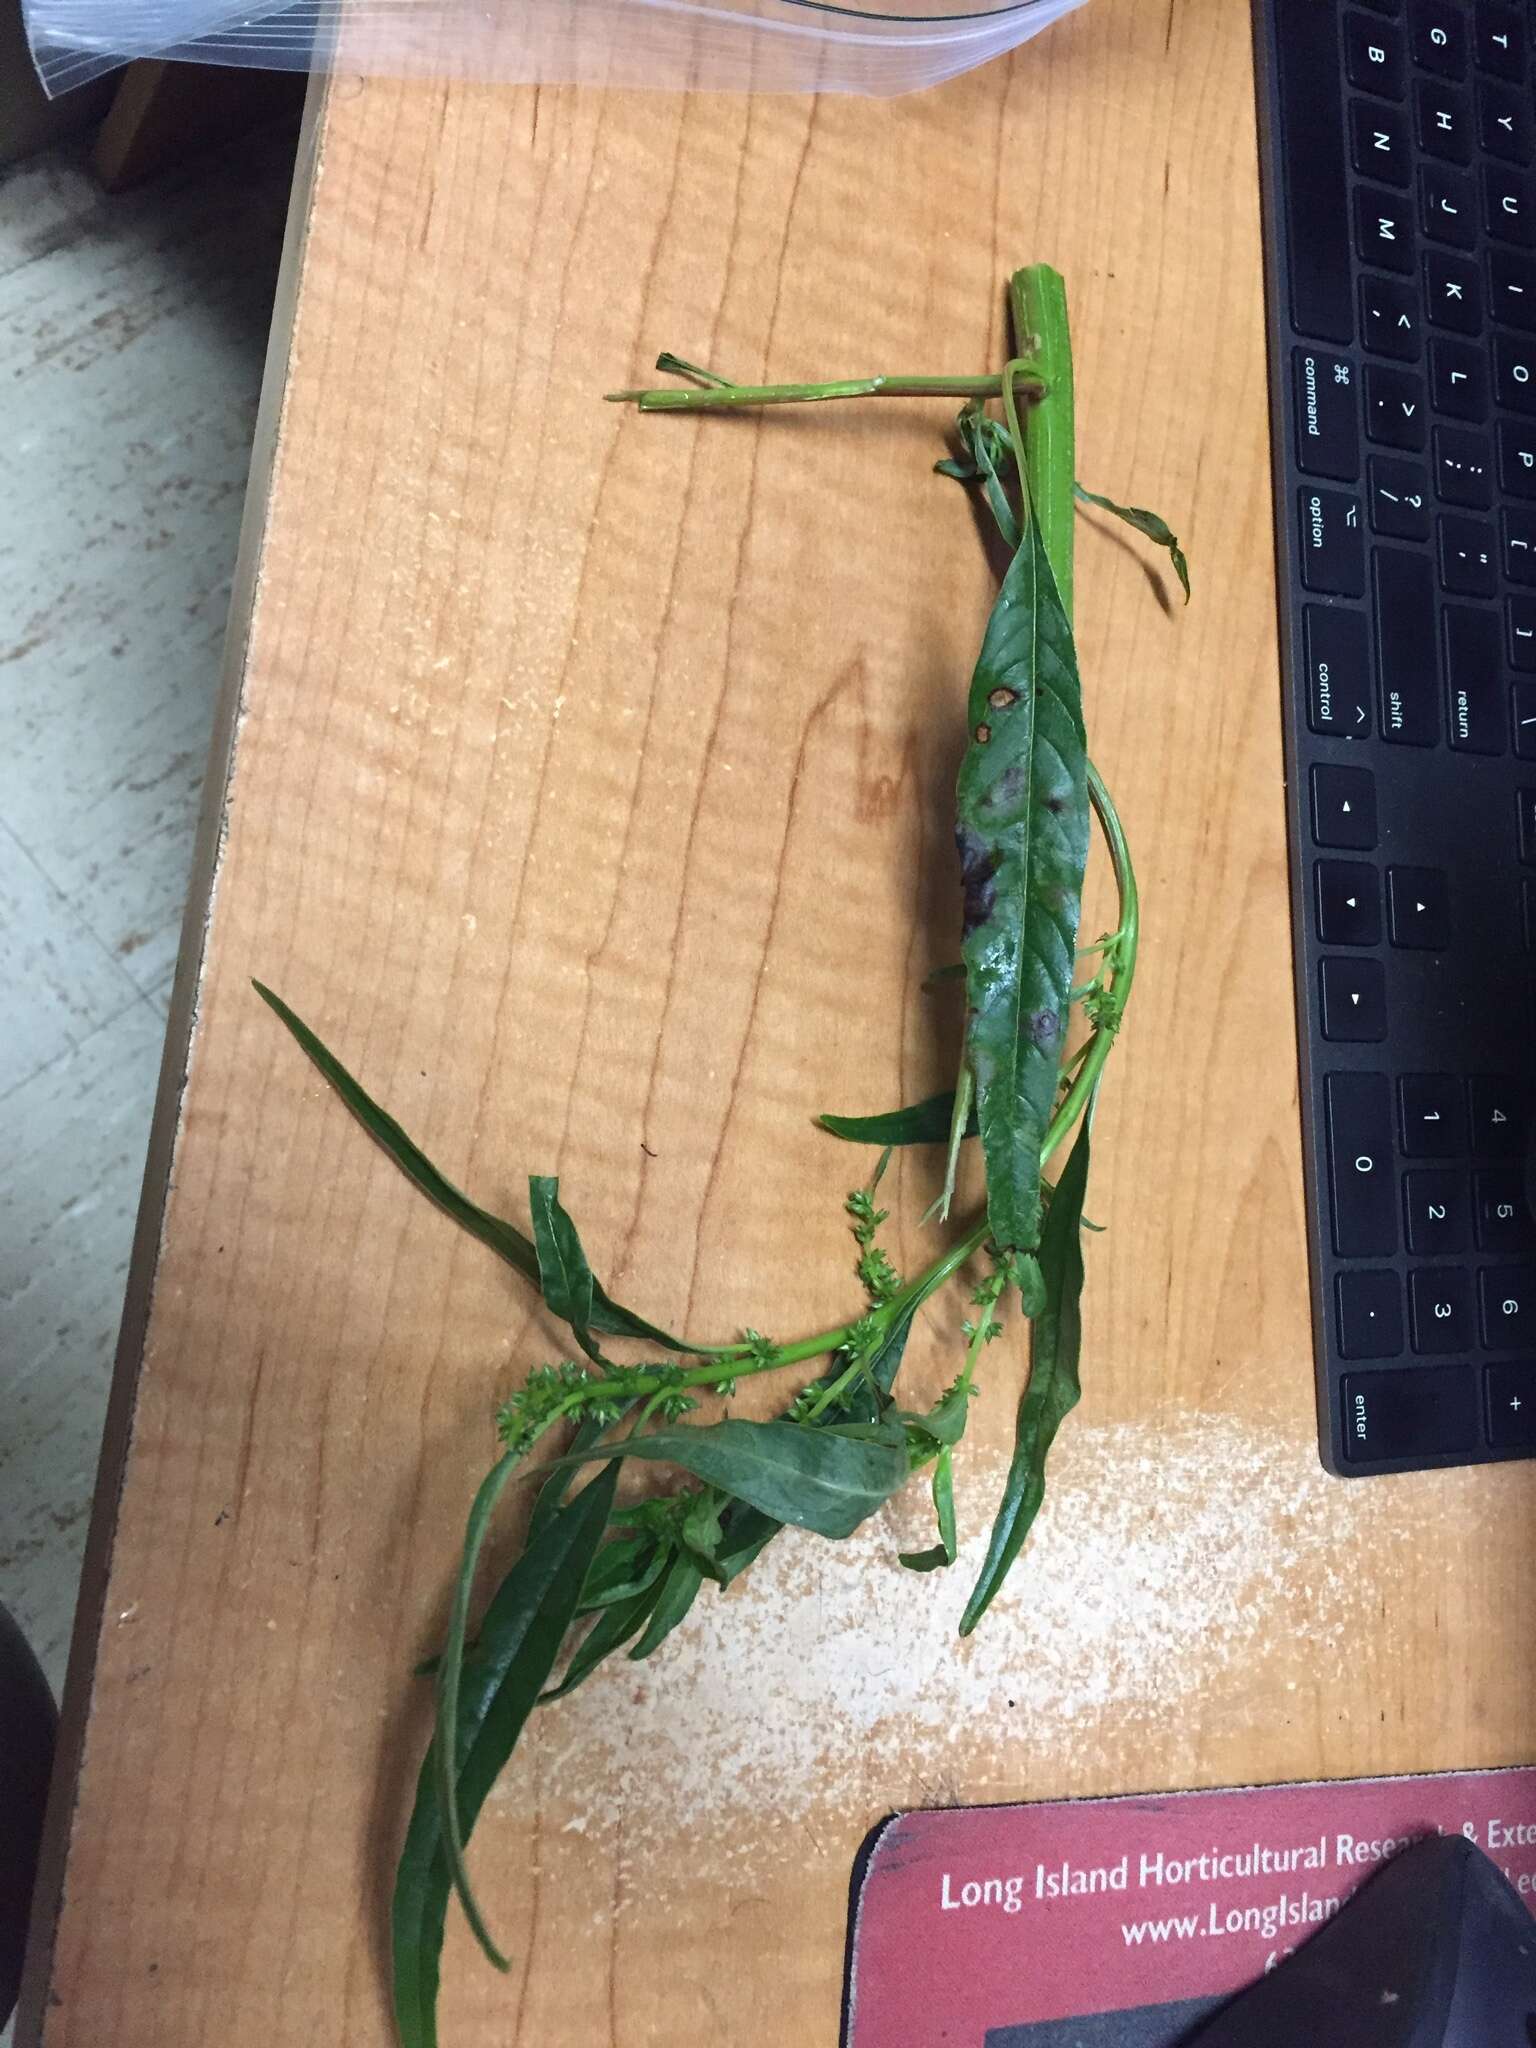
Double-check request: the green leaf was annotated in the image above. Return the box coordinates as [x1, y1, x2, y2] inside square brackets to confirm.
[528, 1176, 600, 1360]
[899, 1377, 973, 1450]
[391, 1466, 617, 2048]
[575, 1530, 665, 1612]
[628, 1550, 705, 1659]
[540, 1576, 665, 1703]
[550, 1416, 908, 1541]
[960, 1110, 1092, 1635]
[938, 405, 1022, 550]
[1074, 483, 1190, 602]
[900, 1445, 957, 1571]
[679, 1489, 728, 1584]
[527, 1415, 605, 1546]
[956, 513, 1090, 1256]
[252, 982, 700, 1351]
[818, 1092, 977, 1148]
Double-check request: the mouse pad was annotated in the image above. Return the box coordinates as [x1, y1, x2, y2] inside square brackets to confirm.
[842, 1765, 1536, 2047]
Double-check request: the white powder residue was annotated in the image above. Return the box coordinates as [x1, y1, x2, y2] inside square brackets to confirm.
[517, 1412, 1415, 1855]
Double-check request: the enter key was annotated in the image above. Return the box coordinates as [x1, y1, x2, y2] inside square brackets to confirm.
[1444, 603, 1505, 753]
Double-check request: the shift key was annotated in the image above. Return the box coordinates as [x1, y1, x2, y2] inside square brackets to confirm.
[1299, 488, 1365, 595]
[1374, 547, 1440, 744]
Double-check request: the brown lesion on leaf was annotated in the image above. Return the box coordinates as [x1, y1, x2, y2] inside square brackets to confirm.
[975, 722, 992, 745]
[987, 687, 1018, 711]
[956, 824, 999, 936]
[1027, 1007, 1061, 1049]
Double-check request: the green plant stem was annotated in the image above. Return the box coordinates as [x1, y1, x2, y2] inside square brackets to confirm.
[607, 368, 1045, 412]
[1009, 266, 1076, 619]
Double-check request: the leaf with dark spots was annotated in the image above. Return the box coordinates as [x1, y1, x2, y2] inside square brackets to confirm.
[955, 513, 1089, 1256]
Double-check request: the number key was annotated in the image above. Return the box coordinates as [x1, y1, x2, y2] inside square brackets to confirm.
[1405, 1168, 1468, 1254]
[1474, 1168, 1534, 1250]
[1479, 1264, 1536, 1345]
[1410, 1266, 1473, 1352]
[1400, 1073, 1465, 1156]
[1470, 1076, 1528, 1154]
[1327, 1072, 1398, 1257]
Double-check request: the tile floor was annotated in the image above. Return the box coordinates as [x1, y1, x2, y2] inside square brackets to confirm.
[0, 125, 293, 1700]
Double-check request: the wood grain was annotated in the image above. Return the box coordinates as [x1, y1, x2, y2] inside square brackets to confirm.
[22, 6, 1536, 2043]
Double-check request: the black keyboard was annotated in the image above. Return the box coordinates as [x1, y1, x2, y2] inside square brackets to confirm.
[1255, 0, 1536, 1474]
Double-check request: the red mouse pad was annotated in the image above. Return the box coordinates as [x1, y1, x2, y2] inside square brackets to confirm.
[843, 1765, 1536, 2046]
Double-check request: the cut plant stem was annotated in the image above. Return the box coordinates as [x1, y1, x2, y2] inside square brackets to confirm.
[606, 366, 1045, 411]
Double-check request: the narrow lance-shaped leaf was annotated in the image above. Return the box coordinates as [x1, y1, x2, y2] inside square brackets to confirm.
[251, 982, 700, 1350]
[1074, 483, 1190, 602]
[540, 1574, 666, 1703]
[627, 1550, 707, 1661]
[960, 1110, 1093, 1634]
[956, 514, 1090, 1256]
[818, 1092, 976, 1148]
[391, 1466, 617, 2048]
[899, 1446, 957, 1573]
[529, 1175, 601, 1360]
[548, 1415, 909, 1541]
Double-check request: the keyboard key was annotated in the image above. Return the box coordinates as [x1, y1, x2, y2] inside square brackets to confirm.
[1438, 512, 1497, 595]
[1347, 12, 1406, 95]
[1498, 421, 1536, 497]
[1470, 1075, 1528, 1153]
[1436, 512, 1495, 594]
[1487, 246, 1536, 328]
[1353, 95, 1412, 184]
[1411, 0, 1466, 77]
[1370, 454, 1431, 534]
[1293, 349, 1360, 479]
[1304, 604, 1373, 733]
[1486, 1361, 1536, 1448]
[1428, 336, 1487, 418]
[1434, 426, 1492, 507]
[1410, 1265, 1473, 1351]
[1405, 1166, 1469, 1253]
[1362, 273, 1421, 358]
[1425, 249, 1481, 331]
[1475, 1, 1525, 80]
[1311, 762, 1378, 847]
[1443, 605, 1504, 752]
[1327, 1072, 1398, 1255]
[1423, 163, 1476, 247]
[1355, 185, 1416, 272]
[1400, 1073, 1465, 1156]
[1364, 363, 1424, 450]
[1321, 954, 1388, 1039]
[1337, 1269, 1404, 1357]
[1341, 1365, 1477, 1460]
[1478, 78, 1532, 162]
[1387, 863, 1451, 943]
[1495, 335, 1536, 412]
[1513, 678, 1536, 756]
[1374, 545, 1439, 739]
[1275, 4, 1355, 343]
[1505, 508, 1536, 583]
[1299, 487, 1366, 594]
[1519, 787, 1536, 863]
[1508, 595, 1536, 669]
[1416, 79, 1472, 162]
[1316, 859, 1382, 944]
[1479, 1264, 1536, 1344]
[1486, 165, 1536, 244]
[1474, 1167, 1535, 1249]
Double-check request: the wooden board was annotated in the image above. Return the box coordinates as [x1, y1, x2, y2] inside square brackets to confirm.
[21, 4, 1536, 2042]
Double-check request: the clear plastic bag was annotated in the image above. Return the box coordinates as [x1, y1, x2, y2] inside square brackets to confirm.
[26, 0, 1086, 100]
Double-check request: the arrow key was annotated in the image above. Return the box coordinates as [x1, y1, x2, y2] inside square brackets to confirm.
[1316, 859, 1382, 945]
[1321, 955, 1388, 1041]
[1387, 864, 1450, 947]
[1311, 763, 1378, 848]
